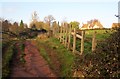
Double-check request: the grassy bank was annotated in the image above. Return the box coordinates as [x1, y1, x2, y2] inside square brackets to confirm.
[2, 40, 25, 78]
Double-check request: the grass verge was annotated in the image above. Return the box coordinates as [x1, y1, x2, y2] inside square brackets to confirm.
[2, 42, 17, 78]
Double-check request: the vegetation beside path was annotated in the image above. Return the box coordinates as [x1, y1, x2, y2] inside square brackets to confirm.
[2, 40, 25, 78]
[35, 37, 75, 77]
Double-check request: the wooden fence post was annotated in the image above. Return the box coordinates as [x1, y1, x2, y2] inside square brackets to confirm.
[67, 24, 71, 50]
[65, 25, 68, 47]
[57, 21, 59, 34]
[73, 28, 76, 53]
[56, 22, 59, 38]
[60, 26, 62, 42]
[63, 26, 65, 44]
[92, 31, 97, 52]
[58, 25, 60, 40]
[80, 30, 85, 55]
[64, 26, 66, 46]
[53, 26, 55, 37]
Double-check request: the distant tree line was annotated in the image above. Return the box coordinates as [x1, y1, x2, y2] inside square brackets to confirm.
[29, 11, 80, 31]
[1, 19, 39, 40]
[1, 11, 104, 40]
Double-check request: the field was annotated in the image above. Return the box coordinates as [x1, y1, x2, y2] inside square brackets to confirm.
[69, 29, 114, 53]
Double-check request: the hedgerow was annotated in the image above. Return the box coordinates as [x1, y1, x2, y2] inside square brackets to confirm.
[75, 28, 120, 77]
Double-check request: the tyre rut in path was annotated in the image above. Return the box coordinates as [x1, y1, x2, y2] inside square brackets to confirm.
[10, 41, 56, 77]
[33, 41, 61, 76]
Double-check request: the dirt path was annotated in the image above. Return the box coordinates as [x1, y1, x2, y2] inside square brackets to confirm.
[36, 41, 61, 76]
[10, 41, 56, 77]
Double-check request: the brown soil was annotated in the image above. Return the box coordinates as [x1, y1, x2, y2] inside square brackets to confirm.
[33, 41, 61, 76]
[10, 41, 56, 77]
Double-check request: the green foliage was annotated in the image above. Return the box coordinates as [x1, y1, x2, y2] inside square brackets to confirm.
[2, 41, 10, 51]
[2, 43, 17, 78]
[75, 29, 112, 53]
[70, 36, 92, 53]
[18, 28, 39, 39]
[19, 42, 25, 51]
[18, 20, 25, 33]
[35, 39, 51, 65]
[85, 29, 113, 41]
[49, 38, 75, 77]
[75, 28, 119, 77]
[19, 52, 26, 63]
[19, 42, 26, 63]
[20, 20, 24, 28]
[70, 21, 79, 30]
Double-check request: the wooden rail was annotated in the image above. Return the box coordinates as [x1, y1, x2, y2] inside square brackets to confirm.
[52, 23, 99, 55]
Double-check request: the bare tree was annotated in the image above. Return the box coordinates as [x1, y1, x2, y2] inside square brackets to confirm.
[32, 11, 39, 23]
[44, 15, 55, 29]
[29, 11, 39, 28]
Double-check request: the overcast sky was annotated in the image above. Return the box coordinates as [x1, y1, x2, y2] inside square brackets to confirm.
[0, 0, 119, 28]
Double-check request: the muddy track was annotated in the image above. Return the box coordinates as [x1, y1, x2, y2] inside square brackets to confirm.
[10, 41, 56, 77]
[41, 44, 61, 76]
[33, 41, 61, 76]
